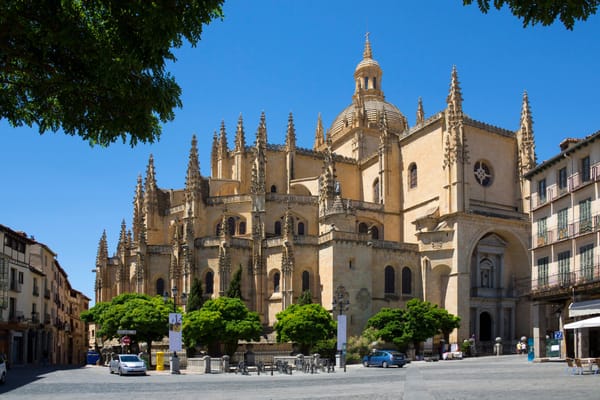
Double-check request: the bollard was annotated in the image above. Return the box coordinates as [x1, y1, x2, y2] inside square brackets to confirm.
[156, 352, 164, 371]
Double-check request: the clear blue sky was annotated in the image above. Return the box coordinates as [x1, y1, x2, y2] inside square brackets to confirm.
[2, 1, 599, 304]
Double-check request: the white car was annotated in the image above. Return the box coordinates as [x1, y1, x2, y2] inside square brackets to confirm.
[109, 354, 147, 376]
[0, 354, 6, 384]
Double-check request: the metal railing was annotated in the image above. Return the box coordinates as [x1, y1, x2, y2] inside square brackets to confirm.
[531, 264, 600, 294]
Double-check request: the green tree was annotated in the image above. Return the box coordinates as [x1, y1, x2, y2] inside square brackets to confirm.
[0, 0, 224, 146]
[80, 293, 172, 366]
[402, 298, 443, 350]
[434, 307, 461, 343]
[463, 0, 598, 30]
[226, 266, 243, 299]
[297, 290, 312, 305]
[186, 278, 204, 312]
[366, 299, 461, 351]
[366, 307, 410, 349]
[182, 297, 262, 356]
[274, 303, 336, 355]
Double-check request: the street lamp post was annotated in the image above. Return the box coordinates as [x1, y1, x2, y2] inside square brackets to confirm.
[332, 285, 349, 372]
[164, 286, 187, 374]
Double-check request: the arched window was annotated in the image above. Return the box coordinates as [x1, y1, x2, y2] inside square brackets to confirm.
[384, 266, 395, 294]
[402, 267, 412, 295]
[302, 271, 310, 292]
[156, 278, 165, 296]
[271, 185, 277, 193]
[373, 178, 380, 203]
[298, 222, 305, 235]
[275, 220, 282, 235]
[273, 272, 280, 293]
[215, 223, 221, 236]
[227, 217, 236, 235]
[364, 77, 369, 90]
[358, 222, 369, 234]
[409, 163, 417, 189]
[239, 221, 246, 235]
[373, 77, 377, 90]
[370, 226, 379, 240]
[205, 271, 214, 294]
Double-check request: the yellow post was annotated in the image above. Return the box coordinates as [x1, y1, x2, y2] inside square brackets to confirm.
[156, 352, 164, 371]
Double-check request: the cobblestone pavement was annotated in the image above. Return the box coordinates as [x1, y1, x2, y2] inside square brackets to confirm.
[0, 355, 597, 400]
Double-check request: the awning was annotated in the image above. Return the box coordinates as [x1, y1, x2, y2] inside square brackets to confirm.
[568, 299, 600, 317]
[564, 316, 600, 330]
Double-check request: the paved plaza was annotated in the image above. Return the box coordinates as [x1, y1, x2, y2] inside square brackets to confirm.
[0, 355, 597, 400]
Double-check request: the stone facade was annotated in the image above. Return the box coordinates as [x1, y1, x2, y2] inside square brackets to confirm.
[95, 37, 533, 346]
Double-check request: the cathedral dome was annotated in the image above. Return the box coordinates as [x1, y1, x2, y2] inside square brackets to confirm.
[329, 99, 407, 137]
[328, 35, 407, 138]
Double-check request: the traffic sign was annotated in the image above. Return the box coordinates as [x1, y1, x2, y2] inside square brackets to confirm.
[121, 336, 131, 345]
[117, 330, 136, 335]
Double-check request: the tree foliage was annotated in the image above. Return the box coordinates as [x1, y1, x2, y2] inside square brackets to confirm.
[226, 266, 243, 299]
[297, 290, 313, 305]
[0, 0, 224, 146]
[182, 297, 262, 356]
[366, 299, 461, 350]
[463, 0, 598, 30]
[186, 278, 204, 312]
[274, 303, 336, 355]
[80, 293, 172, 364]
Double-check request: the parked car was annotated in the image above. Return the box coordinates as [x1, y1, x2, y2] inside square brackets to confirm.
[0, 354, 7, 383]
[362, 350, 407, 368]
[109, 354, 147, 376]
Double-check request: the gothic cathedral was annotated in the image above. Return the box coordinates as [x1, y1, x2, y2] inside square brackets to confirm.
[94, 37, 534, 344]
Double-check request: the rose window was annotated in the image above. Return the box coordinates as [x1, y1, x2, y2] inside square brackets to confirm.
[474, 161, 493, 187]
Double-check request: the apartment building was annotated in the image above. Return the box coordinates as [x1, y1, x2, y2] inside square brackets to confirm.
[527, 133, 600, 359]
[0, 224, 89, 366]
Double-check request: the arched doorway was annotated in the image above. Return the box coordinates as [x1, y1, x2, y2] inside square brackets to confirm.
[479, 311, 492, 341]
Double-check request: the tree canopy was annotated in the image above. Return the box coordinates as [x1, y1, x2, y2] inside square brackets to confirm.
[366, 299, 460, 350]
[274, 303, 336, 354]
[80, 293, 173, 363]
[226, 267, 243, 299]
[0, 0, 224, 146]
[182, 297, 262, 356]
[186, 278, 205, 312]
[463, 0, 598, 30]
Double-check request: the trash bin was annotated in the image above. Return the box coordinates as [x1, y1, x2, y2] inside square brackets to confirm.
[170, 353, 180, 374]
[86, 351, 100, 365]
[156, 352, 164, 371]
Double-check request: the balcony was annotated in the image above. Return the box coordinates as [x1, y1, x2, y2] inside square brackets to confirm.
[44, 287, 50, 299]
[530, 163, 600, 210]
[33, 286, 40, 296]
[534, 216, 600, 249]
[530, 265, 600, 300]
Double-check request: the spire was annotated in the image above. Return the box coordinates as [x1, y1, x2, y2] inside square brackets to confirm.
[517, 91, 537, 173]
[251, 112, 267, 194]
[185, 135, 202, 201]
[416, 97, 425, 125]
[363, 32, 373, 59]
[234, 114, 246, 153]
[96, 230, 108, 267]
[132, 174, 144, 242]
[313, 113, 325, 150]
[218, 120, 228, 160]
[144, 154, 158, 209]
[211, 130, 218, 173]
[256, 111, 267, 147]
[446, 66, 463, 116]
[285, 112, 296, 151]
[117, 219, 127, 256]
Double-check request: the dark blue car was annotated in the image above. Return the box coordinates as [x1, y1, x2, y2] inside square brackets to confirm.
[362, 350, 407, 368]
